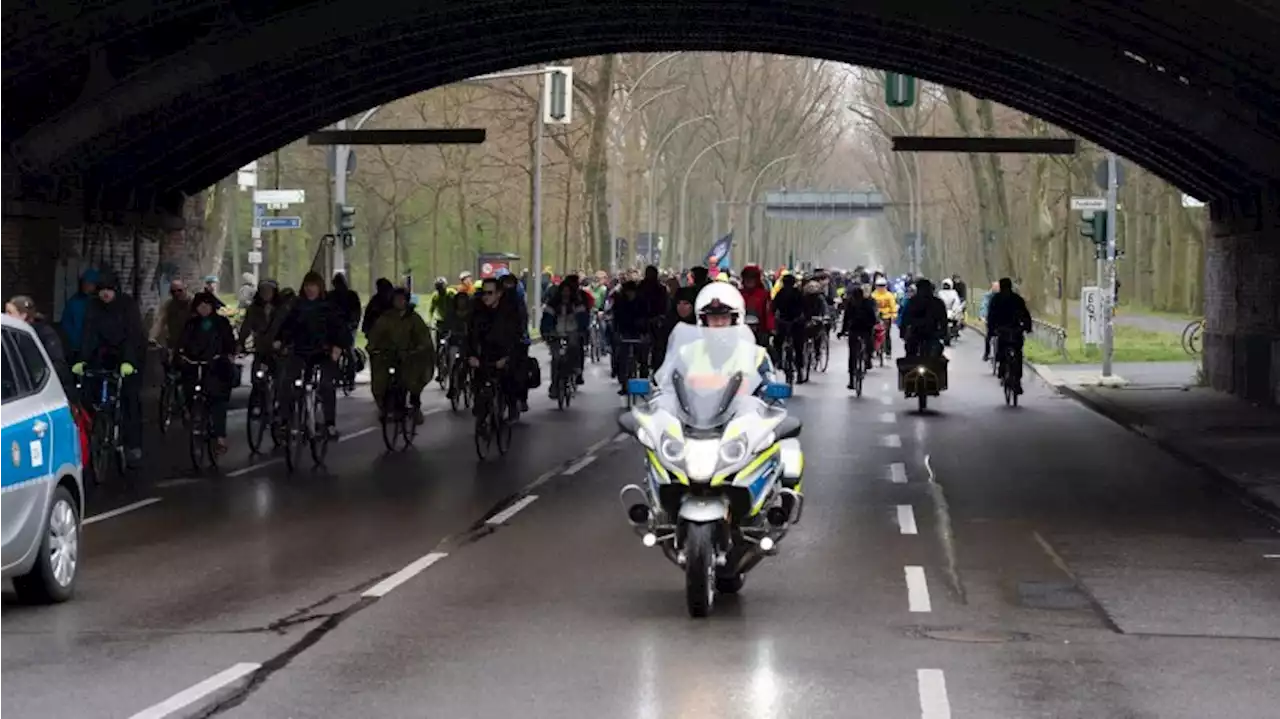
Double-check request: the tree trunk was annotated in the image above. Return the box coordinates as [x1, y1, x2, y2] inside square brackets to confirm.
[582, 54, 617, 269]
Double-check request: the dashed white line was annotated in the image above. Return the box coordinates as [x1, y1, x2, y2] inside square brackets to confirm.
[486, 495, 539, 525]
[905, 565, 932, 612]
[889, 462, 908, 484]
[337, 426, 379, 442]
[562, 455, 597, 475]
[1263, 554, 1280, 559]
[879, 395, 893, 405]
[879, 412, 896, 423]
[84, 497, 163, 525]
[128, 662, 260, 719]
[225, 423, 385, 477]
[917, 669, 952, 719]
[896, 504, 918, 535]
[881, 381, 890, 392]
[225, 457, 281, 478]
[881, 434, 902, 448]
[362, 552, 448, 598]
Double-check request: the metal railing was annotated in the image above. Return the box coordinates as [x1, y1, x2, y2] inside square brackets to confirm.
[969, 315, 1069, 361]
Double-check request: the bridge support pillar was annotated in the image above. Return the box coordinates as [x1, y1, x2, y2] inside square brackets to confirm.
[1204, 182, 1280, 406]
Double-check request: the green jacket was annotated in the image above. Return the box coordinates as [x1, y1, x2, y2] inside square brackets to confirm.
[368, 307, 435, 398]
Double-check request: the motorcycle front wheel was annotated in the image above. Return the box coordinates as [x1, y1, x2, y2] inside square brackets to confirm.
[684, 522, 717, 618]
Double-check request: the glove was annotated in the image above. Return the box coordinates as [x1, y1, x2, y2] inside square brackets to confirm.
[71, 362, 85, 376]
[120, 362, 136, 377]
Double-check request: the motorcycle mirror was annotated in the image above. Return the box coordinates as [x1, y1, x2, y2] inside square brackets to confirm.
[763, 382, 792, 400]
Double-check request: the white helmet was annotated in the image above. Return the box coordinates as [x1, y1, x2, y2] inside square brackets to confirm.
[694, 282, 745, 325]
[941, 278, 953, 290]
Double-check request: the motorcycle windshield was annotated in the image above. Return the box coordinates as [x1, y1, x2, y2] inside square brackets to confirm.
[658, 323, 763, 430]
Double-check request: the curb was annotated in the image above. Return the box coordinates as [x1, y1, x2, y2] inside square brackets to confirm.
[1039, 368, 1280, 528]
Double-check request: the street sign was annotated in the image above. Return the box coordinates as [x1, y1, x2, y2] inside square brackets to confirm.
[237, 170, 257, 189]
[1094, 160, 1126, 190]
[252, 238, 262, 250]
[259, 216, 302, 230]
[253, 189, 306, 205]
[542, 66, 573, 125]
[251, 226, 262, 240]
[247, 251, 263, 265]
[266, 202, 289, 210]
[1181, 194, 1206, 208]
[1080, 287, 1103, 345]
[1071, 197, 1108, 211]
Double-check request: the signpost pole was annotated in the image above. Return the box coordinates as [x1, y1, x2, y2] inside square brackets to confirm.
[531, 74, 545, 320]
[1102, 153, 1118, 378]
[333, 118, 349, 279]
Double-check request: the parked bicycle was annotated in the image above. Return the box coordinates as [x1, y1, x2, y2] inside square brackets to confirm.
[1182, 318, 1205, 356]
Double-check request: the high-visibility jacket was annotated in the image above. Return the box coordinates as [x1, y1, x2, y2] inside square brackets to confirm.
[871, 288, 898, 321]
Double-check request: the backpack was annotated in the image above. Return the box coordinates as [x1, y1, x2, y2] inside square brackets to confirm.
[524, 355, 542, 389]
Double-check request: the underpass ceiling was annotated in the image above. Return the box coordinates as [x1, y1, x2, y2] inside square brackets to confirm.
[2, 0, 1277, 201]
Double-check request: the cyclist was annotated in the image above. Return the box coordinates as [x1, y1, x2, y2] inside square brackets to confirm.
[610, 280, 649, 395]
[937, 278, 963, 344]
[72, 270, 147, 466]
[274, 271, 348, 439]
[985, 277, 1033, 392]
[236, 272, 258, 309]
[237, 279, 283, 387]
[739, 264, 773, 349]
[368, 287, 434, 424]
[540, 275, 590, 398]
[771, 273, 806, 378]
[466, 277, 523, 416]
[362, 278, 396, 335]
[901, 279, 948, 359]
[62, 268, 99, 363]
[457, 271, 477, 296]
[330, 273, 362, 384]
[498, 269, 532, 412]
[177, 292, 237, 453]
[422, 277, 453, 330]
[980, 280, 1001, 360]
[838, 285, 878, 388]
[871, 276, 898, 356]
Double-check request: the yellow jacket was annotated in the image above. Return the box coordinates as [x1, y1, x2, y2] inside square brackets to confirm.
[871, 288, 898, 320]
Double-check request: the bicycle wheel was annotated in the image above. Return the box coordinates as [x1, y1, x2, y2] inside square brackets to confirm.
[246, 383, 269, 454]
[400, 394, 418, 447]
[158, 381, 175, 436]
[495, 398, 513, 455]
[474, 404, 494, 460]
[309, 393, 329, 466]
[90, 413, 116, 486]
[381, 388, 401, 451]
[188, 401, 208, 470]
[436, 348, 449, 389]
[818, 333, 830, 373]
[284, 400, 306, 473]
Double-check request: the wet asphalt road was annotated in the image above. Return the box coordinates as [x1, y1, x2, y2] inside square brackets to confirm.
[4, 337, 1278, 719]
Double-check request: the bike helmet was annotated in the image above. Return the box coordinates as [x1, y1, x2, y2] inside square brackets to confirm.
[434, 277, 448, 289]
[694, 282, 745, 325]
[941, 278, 954, 290]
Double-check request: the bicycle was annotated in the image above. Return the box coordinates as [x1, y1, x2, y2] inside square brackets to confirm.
[246, 354, 281, 454]
[547, 335, 578, 410]
[807, 318, 831, 375]
[435, 331, 452, 389]
[156, 349, 184, 436]
[472, 361, 513, 460]
[79, 369, 126, 486]
[587, 313, 606, 364]
[844, 333, 868, 397]
[370, 349, 419, 452]
[446, 339, 472, 413]
[618, 335, 651, 407]
[775, 319, 802, 385]
[179, 355, 223, 470]
[876, 317, 894, 366]
[283, 359, 330, 472]
[1182, 318, 1205, 356]
[995, 329, 1024, 407]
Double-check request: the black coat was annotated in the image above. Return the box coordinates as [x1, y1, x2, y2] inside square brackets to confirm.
[986, 291, 1032, 332]
[277, 296, 350, 357]
[841, 297, 879, 334]
[82, 294, 146, 368]
[178, 314, 237, 394]
[467, 299, 522, 361]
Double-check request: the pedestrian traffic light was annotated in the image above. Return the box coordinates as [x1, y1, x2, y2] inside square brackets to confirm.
[336, 204, 356, 232]
[1079, 209, 1107, 245]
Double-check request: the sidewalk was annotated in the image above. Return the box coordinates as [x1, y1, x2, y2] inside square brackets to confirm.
[1031, 360, 1280, 521]
[1066, 300, 1191, 335]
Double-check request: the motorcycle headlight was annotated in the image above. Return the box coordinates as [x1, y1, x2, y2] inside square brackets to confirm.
[659, 434, 686, 464]
[255, 370, 265, 378]
[194, 384, 202, 392]
[719, 437, 748, 466]
[388, 367, 396, 374]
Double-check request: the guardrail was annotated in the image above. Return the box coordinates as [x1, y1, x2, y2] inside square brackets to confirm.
[968, 315, 1069, 361]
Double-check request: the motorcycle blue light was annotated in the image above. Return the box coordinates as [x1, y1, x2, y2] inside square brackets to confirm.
[627, 378, 652, 396]
[764, 382, 792, 400]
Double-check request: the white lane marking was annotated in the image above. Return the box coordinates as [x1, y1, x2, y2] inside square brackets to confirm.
[879, 395, 892, 405]
[84, 497, 163, 525]
[362, 552, 448, 598]
[562, 455, 597, 475]
[905, 566, 932, 612]
[879, 412, 896, 423]
[486, 495, 539, 525]
[153, 477, 200, 489]
[1263, 554, 1280, 559]
[896, 505, 918, 535]
[881, 434, 902, 448]
[226, 424, 380, 477]
[889, 462, 908, 484]
[226, 457, 282, 478]
[128, 662, 260, 719]
[613, 433, 630, 443]
[882, 382, 890, 391]
[924, 453, 936, 483]
[338, 426, 379, 442]
[917, 669, 952, 719]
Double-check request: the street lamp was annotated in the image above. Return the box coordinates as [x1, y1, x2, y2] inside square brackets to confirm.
[743, 153, 797, 264]
[647, 115, 713, 266]
[849, 102, 923, 273]
[678, 136, 739, 269]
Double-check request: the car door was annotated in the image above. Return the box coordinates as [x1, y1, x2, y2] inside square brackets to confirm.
[1, 327, 54, 572]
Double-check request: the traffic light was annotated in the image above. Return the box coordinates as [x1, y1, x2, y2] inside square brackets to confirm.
[336, 204, 356, 231]
[543, 67, 573, 124]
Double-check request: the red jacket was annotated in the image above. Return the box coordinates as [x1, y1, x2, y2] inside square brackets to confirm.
[741, 284, 773, 333]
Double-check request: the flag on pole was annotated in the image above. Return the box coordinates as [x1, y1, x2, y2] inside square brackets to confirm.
[705, 231, 733, 272]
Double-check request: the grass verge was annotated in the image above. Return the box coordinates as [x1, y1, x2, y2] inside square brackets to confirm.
[1025, 315, 1189, 364]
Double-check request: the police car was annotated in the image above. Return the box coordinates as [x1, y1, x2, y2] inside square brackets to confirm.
[2, 313, 84, 602]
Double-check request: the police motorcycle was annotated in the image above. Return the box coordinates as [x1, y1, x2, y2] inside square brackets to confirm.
[618, 317, 804, 618]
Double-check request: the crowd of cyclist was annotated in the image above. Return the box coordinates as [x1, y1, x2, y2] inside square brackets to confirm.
[5, 259, 1033, 470]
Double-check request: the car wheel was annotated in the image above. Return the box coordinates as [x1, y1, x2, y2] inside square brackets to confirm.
[13, 484, 79, 604]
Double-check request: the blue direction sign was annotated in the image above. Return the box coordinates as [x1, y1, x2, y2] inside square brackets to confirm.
[260, 216, 302, 230]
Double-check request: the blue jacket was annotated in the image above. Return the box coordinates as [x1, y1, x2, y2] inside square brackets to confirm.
[61, 292, 92, 353]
